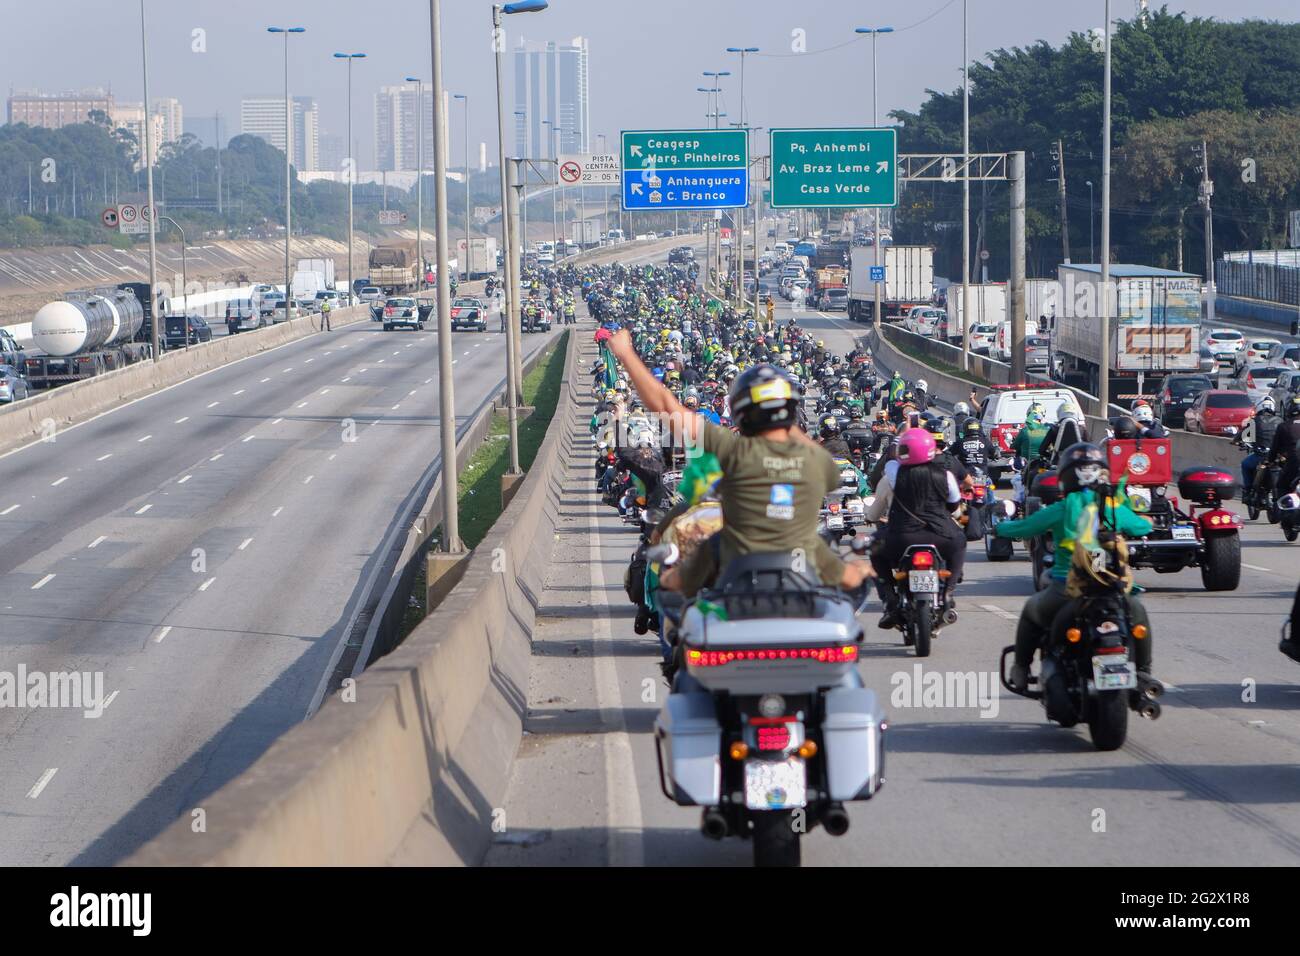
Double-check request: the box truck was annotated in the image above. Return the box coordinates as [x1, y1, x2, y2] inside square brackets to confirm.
[847, 245, 934, 322]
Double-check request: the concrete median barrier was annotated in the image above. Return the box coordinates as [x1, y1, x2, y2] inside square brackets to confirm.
[0, 305, 369, 456]
[125, 327, 582, 866]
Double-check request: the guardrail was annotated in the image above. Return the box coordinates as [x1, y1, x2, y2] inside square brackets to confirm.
[125, 326, 582, 866]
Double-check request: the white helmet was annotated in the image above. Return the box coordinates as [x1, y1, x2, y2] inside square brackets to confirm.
[1059, 402, 1082, 423]
[1132, 403, 1155, 425]
[1257, 395, 1276, 414]
[916, 379, 929, 392]
[954, 401, 970, 416]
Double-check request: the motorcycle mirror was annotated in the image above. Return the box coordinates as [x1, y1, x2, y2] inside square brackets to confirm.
[645, 542, 679, 566]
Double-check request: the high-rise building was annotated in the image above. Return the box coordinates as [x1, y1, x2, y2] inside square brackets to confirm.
[241, 96, 319, 171]
[513, 37, 589, 158]
[152, 97, 183, 145]
[114, 103, 168, 170]
[318, 133, 346, 176]
[373, 85, 450, 172]
[6, 89, 115, 128]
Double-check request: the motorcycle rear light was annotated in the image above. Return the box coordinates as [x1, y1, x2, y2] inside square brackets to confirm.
[1066, 628, 1082, 643]
[686, 645, 858, 667]
[729, 742, 749, 760]
[1133, 625, 1149, 640]
[1095, 645, 1127, 655]
[911, 550, 935, 569]
[756, 726, 791, 751]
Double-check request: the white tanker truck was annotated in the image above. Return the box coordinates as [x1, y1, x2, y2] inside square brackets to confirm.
[23, 283, 157, 389]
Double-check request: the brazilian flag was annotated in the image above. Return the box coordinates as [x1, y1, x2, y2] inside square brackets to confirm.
[598, 341, 619, 389]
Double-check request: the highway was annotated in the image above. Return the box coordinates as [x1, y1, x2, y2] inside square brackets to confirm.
[0, 301, 556, 866]
[485, 284, 1300, 867]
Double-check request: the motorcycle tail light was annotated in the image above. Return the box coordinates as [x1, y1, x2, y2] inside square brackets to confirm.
[1066, 628, 1082, 643]
[756, 726, 791, 752]
[687, 645, 858, 667]
[911, 550, 935, 570]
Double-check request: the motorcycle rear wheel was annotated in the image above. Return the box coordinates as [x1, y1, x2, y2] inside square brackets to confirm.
[911, 602, 933, 658]
[1088, 690, 1129, 751]
[752, 810, 801, 868]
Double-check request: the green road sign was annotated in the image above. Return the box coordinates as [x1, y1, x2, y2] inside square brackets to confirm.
[768, 128, 897, 209]
[621, 129, 747, 171]
[620, 129, 749, 210]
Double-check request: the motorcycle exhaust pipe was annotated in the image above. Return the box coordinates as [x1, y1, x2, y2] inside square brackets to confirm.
[1137, 675, 1164, 700]
[1135, 697, 1161, 720]
[821, 803, 851, 837]
[701, 809, 729, 841]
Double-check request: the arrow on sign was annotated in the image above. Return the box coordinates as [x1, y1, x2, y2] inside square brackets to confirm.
[630, 183, 643, 196]
[629, 145, 642, 158]
[876, 161, 889, 173]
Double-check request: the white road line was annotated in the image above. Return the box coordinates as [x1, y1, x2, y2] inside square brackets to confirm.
[452, 360, 458, 365]
[103, 690, 119, 710]
[137, 434, 152, 443]
[242, 435, 255, 442]
[96, 454, 112, 461]
[272, 506, 284, 517]
[424, 378, 433, 384]
[462, 351, 471, 356]
[342, 377, 352, 383]
[135, 504, 152, 515]
[1, 504, 18, 515]
[51, 476, 68, 486]
[174, 416, 189, 424]
[178, 474, 192, 484]
[207, 401, 220, 409]
[283, 368, 294, 373]
[408, 390, 417, 396]
[88, 535, 107, 548]
[238, 537, 254, 551]
[31, 574, 55, 590]
[979, 603, 1019, 622]
[305, 358, 314, 364]
[297, 402, 309, 409]
[261, 377, 271, 383]
[1242, 562, 1273, 572]
[233, 389, 246, 396]
[272, 418, 284, 425]
[328, 453, 336, 461]
[27, 769, 57, 799]
[303, 475, 314, 484]
[377, 359, 386, 364]
[319, 388, 331, 394]
[359, 368, 368, 373]
[210, 453, 223, 461]
[391, 404, 401, 410]
[199, 577, 216, 591]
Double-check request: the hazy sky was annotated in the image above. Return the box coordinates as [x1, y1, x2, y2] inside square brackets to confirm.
[5, 0, 1297, 168]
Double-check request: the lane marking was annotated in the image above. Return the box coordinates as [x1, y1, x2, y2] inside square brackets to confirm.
[178, 474, 192, 484]
[979, 603, 1019, 622]
[31, 574, 55, 590]
[27, 769, 57, 799]
[135, 504, 152, 515]
[305, 358, 314, 364]
[242, 435, 255, 443]
[425, 378, 433, 384]
[174, 416, 189, 424]
[209, 453, 223, 461]
[96, 454, 112, 461]
[328, 453, 336, 461]
[1, 504, 18, 515]
[297, 402, 309, 409]
[391, 404, 401, 410]
[238, 537, 254, 551]
[1242, 562, 1273, 572]
[272, 506, 284, 517]
[233, 389, 246, 396]
[320, 388, 331, 394]
[272, 418, 284, 425]
[283, 368, 294, 373]
[342, 377, 351, 383]
[103, 690, 119, 710]
[199, 577, 216, 591]
[207, 401, 220, 409]
[261, 377, 271, 383]
[137, 434, 152, 443]
[88, 535, 107, 548]
[51, 476, 68, 486]
[377, 359, 386, 364]
[303, 475, 314, 484]
[408, 390, 417, 396]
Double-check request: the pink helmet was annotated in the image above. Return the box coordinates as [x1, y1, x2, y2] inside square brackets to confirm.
[896, 427, 937, 467]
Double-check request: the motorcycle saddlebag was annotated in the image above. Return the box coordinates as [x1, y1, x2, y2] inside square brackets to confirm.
[1177, 466, 1237, 504]
[653, 691, 722, 806]
[821, 687, 886, 800]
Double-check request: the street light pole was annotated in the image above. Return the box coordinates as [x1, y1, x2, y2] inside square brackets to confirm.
[454, 93, 470, 279]
[514, 109, 528, 249]
[1099, 0, 1113, 411]
[726, 47, 758, 317]
[268, 26, 305, 322]
[856, 26, 894, 333]
[406, 76, 426, 291]
[1086, 181, 1095, 261]
[139, 0, 160, 361]
[335, 53, 365, 305]
[962, 1, 971, 368]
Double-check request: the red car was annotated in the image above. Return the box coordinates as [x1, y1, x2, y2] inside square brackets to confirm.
[1183, 389, 1254, 437]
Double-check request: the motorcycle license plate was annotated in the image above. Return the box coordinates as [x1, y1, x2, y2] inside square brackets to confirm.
[909, 570, 939, 593]
[1092, 654, 1136, 690]
[827, 515, 845, 530]
[1171, 525, 1197, 541]
[744, 757, 807, 810]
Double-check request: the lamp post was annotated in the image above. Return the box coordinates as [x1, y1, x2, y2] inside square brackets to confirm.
[138, 0, 160, 360]
[855, 26, 893, 332]
[703, 71, 730, 130]
[1099, 0, 1114, 410]
[962, 0, 971, 367]
[158, 215, 189, 347]
[268, 26, 305, 322]
[514, 109, 528, 249]
[334, 52, 365, 305]
[405, 76, 427, 290]
[493, 1, 549, 478]
[1086, 180, 1095, 262]
[543, 118, 558, 253]
[454, 93, 470, 279]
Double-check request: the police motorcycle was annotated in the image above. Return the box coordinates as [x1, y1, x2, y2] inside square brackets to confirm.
[999, 475, 1165, 752]
[650, 540, 885, 867]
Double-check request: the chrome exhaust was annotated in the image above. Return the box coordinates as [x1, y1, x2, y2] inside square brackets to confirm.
[1137, 698, 1161, 720]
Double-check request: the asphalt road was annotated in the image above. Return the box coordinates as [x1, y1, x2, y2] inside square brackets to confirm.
[0, 297, 562, 866]
[485, 287, 1300, 867]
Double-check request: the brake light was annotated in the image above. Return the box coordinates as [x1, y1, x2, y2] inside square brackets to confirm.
[1248, 373, 1255, 389]
[686, 645, 859, 667]
[910, 550, 935, 569]
[756, 726, 791, 751]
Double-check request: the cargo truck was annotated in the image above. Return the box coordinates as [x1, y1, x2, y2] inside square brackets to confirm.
[368, 243, 420, 295]
[1053, 264, 1201, 404]
[943, 283, 1008, 344]
[295, 258, 337, 293]
[23, 282, 157, 389]
[847, 244, 935, 322]
[455, 237, 499, 279]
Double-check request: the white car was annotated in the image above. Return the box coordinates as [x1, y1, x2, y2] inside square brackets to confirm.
[903, 307, 944, 337]
[1202, 328, 1245, 366]
[969, 323, 999, 354]
[359, 286, 383, 304]
[1231, 363, 1286, 403]
[1240, 337, 1281, 369]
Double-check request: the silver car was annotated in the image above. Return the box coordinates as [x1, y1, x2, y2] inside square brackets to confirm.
[0, 364, 31, 403]
[1025, 335, 1051, 372]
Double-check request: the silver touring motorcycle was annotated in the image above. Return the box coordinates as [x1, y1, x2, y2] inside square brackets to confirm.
[651, 546, 887, 867]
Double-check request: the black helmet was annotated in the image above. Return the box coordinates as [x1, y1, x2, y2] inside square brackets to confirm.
[1110, 416, 1138, 439]
[818, 414, 841, 440]
[729, 364, 800, 436]
[962, 418, 984, 437]
[1057, 442, 1108, 494]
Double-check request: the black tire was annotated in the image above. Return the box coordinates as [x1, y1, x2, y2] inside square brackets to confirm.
[1088, 690, 1129, 751]
[985, 534, 1013, 562]
[1268, 501, 1281, 524]
[752, 810, 801, 868]
[1200, 533, 1241, 591]
[1248, 502, 1260, 521]
[1286, 525, 1299, 543]
[911, 600, 932, 658]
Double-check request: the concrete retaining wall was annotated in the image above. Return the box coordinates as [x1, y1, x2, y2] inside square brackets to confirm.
[866, 323, 1241, 474]
[0, 305, 370, 457]
[124, 327, 581, 866]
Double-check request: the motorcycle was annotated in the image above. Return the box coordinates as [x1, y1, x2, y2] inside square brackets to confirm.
[1241, 446, 1281, 523]
[882, 539, 956, 658]
[999, 493, 1164, 751]
[651, 544, 886, 867]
